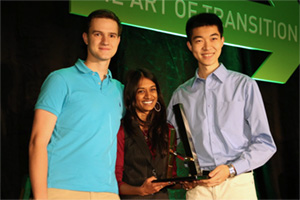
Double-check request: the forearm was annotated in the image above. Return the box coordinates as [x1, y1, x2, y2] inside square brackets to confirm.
[29, 142, 48, 199]
[29, 109, 57, 199]
[119, 183, 144, 196]
[232, 139, 276, 174]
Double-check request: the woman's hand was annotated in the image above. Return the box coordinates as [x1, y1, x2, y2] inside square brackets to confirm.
[139, 176, 173, 196]
[180, 181, 198, 191]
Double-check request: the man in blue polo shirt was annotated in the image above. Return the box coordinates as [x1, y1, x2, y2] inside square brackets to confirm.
[29, 10, 124, 199]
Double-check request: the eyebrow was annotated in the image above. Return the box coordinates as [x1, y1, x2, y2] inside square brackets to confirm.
[192, 33, 220, 40]
[91, 30, 118, 35]
[137, 85, 156, 89]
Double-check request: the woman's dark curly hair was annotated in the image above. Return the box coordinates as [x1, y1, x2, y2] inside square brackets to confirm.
[123, 68, 169, 157]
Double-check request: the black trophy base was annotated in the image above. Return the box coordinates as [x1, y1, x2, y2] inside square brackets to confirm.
[152, 172, 210, 183]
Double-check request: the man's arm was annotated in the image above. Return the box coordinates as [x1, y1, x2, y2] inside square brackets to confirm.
[231, 79, 277, 174]
[29, 109, 57, 199]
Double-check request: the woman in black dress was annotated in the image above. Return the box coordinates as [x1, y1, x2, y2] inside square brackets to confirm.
[115, 68, 179, 199]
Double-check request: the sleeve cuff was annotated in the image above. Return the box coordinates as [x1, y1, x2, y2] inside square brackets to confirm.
[231, 159, 250, 175]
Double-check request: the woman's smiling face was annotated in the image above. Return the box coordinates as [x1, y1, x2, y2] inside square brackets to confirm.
[135, 77, 158, 116]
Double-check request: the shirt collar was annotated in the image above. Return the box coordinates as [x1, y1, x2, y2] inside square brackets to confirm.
[75, 59, 112, 80]
[193, 63, 227, 86]
[211, 63, 227, 83]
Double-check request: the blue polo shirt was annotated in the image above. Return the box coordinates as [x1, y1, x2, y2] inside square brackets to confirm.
[35, 59, 124, 193]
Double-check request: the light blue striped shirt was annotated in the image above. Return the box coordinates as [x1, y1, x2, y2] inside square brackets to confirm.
[167, 63, 276, 175]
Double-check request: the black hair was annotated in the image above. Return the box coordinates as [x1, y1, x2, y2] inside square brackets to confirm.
[186, 12, 223, 42]
[123, 68, 169, 157]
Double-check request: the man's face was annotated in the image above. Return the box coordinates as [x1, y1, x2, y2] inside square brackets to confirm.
[83, 18, 120, 62]
[187, 25, 224, 69]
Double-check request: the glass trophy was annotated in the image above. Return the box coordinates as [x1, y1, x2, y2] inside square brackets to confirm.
[153, 103, 209, 183]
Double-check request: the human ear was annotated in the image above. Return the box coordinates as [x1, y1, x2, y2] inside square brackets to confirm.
[187, 41, 192, 51]
[221, 36, 225, 47]
[117, 36, 121, 46]
[82, 32, 88, 45]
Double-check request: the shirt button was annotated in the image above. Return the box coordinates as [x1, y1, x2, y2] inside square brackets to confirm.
[92, 73, 95, 76]
[98, 82, 101, 85]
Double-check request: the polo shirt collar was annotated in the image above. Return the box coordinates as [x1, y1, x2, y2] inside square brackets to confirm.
[75, 59, 113, 80]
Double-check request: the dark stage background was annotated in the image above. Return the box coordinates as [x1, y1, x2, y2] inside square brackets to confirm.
[1, 1, 299, 199]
